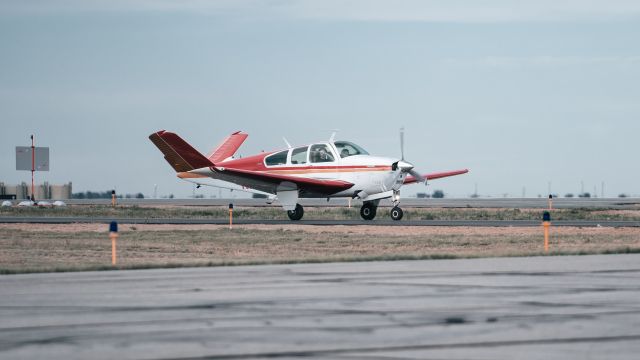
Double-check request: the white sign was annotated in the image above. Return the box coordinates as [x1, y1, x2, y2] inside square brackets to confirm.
[16, 147, 50, 171]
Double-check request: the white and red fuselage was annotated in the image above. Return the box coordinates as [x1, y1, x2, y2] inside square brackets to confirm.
[149, 130, 468, 221]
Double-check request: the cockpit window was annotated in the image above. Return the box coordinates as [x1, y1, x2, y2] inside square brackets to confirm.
[265, 150, 288, 166]
[291, 146, 308, 164]
[309, 144, 335, 163]
[334, 141, 369, 158]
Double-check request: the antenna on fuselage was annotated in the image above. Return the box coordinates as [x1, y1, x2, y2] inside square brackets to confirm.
[329, 129, 339, 143]
[283, 137, 292, 149]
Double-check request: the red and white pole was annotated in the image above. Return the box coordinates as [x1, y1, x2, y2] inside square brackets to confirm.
[31, 135, 35, 202]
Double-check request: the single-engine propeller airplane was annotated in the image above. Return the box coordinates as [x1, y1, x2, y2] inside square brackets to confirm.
[149, 129, 468, 221]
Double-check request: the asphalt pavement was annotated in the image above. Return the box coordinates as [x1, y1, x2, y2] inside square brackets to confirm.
[59, 197, 640, 209]
[1, 254, 640, 359]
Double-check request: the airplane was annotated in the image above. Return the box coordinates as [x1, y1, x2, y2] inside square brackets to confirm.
[149, 129, 468, 221]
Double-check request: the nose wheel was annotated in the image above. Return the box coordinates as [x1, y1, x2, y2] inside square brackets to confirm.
[360, 202, 377, 220]
[287, 204, 304, 221]
[390, 206, 404, 221]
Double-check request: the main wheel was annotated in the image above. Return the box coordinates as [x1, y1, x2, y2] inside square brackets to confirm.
[287, 204, 304, 221]
[360, 202, 377, 220]
[390, 206, 404, 221]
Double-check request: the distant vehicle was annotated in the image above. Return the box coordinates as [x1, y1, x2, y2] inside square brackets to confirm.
[150, 130, 468, 221]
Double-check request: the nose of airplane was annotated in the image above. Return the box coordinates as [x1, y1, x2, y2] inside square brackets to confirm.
[397, 160, 414, 172]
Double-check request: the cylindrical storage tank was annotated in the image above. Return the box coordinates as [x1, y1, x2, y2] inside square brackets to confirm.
[51, 183, 72, 200]
[19, 183, 29, 199]
[35, 183, 48, 200]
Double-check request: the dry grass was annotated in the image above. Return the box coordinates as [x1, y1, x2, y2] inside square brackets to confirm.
[1, 224, 639, 274]
[2, 204, 640, 221]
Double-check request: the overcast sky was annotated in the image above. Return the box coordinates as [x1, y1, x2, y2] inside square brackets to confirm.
[1, 1, 639, 198]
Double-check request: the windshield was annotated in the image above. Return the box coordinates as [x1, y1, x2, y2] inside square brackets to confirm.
[334, 141, 369, 158]
[310, 144, 335, 163]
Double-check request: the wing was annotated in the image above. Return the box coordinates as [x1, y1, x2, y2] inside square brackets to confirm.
[404, 168, 469, 184]
[184, 167, 355, 196]
[180, 176, 275, 198]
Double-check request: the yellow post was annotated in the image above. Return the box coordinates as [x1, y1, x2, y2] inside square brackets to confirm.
[543, 221, 550, 253]
[229, 203, 233, 230]
[542, 211, 551, 253]
[109, 221, 118, 265]
[110, 233, 118, 265]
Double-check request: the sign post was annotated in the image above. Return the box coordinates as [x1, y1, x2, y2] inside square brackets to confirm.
[109, 221, 118, 265]
[542, 211, 551, 253]
[30, 135, 34, 201]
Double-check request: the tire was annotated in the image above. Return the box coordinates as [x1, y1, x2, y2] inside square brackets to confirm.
[287, 204, 304, 221]
[360, 202, 377, 220]
[390, 206, 403, 221]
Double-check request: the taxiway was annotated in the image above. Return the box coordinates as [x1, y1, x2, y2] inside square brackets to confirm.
[1, 254, 639, 359]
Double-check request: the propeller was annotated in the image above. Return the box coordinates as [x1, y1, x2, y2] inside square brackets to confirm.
[400, 127, 405, 161]
[396, 127, 425, 183]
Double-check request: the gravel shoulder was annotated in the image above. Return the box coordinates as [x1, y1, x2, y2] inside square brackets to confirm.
[2, 223, 638, 274]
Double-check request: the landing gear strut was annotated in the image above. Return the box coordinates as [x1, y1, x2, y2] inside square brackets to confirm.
[389, 189, 404, 221]
[287, 204, 304, 221]
[360, 202, 377, 220]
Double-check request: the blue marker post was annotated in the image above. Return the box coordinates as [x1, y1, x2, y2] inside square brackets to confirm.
[109, 221, 118, 265]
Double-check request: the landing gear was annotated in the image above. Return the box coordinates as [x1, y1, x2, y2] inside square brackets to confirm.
[360, 202, 377, 220]
[390, 206, 404, 221]
[287, 204, 304, 221]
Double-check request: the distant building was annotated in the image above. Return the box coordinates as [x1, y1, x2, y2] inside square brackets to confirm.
[0, 182, 72, 200]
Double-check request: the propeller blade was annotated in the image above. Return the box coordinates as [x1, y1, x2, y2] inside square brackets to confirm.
[409, 169, 425, 183]
[400, 127, 405, 161]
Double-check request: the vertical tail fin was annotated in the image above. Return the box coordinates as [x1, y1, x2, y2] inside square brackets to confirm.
[207, 131, 248, 163]
[149, 130, 213, 172]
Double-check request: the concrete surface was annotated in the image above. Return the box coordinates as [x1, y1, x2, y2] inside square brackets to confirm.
[1, 217, 639, 227]
[1, 254, 640, 359]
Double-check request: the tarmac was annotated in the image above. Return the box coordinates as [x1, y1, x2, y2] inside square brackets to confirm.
[1, 254, 640, 359]
[61, 197, 640, 209]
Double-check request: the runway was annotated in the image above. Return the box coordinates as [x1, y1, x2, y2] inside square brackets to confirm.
[1, 254, 639, 359]
[1, 216, 639, 227]
[62, 197, 640, 209]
